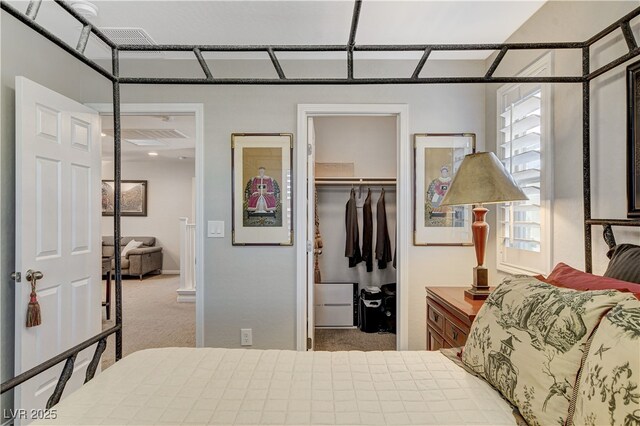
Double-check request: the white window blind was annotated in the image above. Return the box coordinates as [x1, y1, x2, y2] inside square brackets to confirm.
[496, 54, 553, 275]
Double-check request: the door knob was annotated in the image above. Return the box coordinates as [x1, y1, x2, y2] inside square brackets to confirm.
[11, 272, 21, 282]
[26, 270, 43, 282]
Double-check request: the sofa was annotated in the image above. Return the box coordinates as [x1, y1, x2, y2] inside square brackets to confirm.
[102, 236, 163, 279]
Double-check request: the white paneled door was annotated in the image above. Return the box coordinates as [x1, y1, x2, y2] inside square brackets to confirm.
[15, 77, 101, 421]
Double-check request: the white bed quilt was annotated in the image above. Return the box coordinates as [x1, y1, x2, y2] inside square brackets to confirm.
[38, 348, 516, 425]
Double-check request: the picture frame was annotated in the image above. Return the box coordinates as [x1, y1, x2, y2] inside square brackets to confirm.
[413, 133, 476, 246]
[231, 133, 294, 246]
[101, 180, 148, 217]
[627, 60, 640, 218]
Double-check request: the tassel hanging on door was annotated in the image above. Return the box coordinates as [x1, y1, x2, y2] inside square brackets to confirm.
[26, 280, 41, 327]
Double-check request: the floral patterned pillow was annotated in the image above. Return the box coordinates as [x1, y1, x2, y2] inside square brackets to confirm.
[462, 276, 635, 426]
[571, 298, 640, 426]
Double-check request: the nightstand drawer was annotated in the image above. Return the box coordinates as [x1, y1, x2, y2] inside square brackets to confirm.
[426, 287, 489, 350]
[426, 303, 445, 333]
[444, 319, 468, 347]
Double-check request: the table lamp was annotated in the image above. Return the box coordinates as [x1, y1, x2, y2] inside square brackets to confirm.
[440, 152, 528, 300]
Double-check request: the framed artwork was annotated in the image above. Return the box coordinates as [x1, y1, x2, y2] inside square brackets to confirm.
[102, 180, 148, 216]
[627, 60, 640, 218]
[413, 133, 475, 246]
[231, 133, 294, 245]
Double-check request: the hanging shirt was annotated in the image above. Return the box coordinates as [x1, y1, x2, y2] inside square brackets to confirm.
[362, 189, 374, 272]
[376, 189, 393, 269]
[345, 188, 362, 267]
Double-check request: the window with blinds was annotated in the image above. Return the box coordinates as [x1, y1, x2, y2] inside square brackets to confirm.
[496, 53, 553, 275]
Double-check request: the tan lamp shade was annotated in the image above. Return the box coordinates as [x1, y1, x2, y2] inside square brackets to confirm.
[440, 152, 528, 206]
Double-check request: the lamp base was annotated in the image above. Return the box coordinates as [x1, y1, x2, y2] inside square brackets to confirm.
[465, 287, 491, 300]
[473, 266, 488, 287]
[465, 267, 490, 300]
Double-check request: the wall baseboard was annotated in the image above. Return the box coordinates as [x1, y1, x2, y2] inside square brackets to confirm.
[177, 288, 196, 303]
[177, 295, 196, 303]
[162, 270, 180, 275]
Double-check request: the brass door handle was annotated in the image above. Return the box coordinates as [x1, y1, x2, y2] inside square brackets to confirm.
[26, 270, 43, 283]
[452, 328, 459, 340]
[433, 313, 439, 322]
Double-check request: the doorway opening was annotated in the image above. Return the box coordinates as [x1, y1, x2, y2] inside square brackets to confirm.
[90, 103, 205, 367]
[312, 116, 397, 351]
[296, 104, 410, 352]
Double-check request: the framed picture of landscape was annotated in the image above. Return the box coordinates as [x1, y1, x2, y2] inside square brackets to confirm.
[101, 180, 148, 216]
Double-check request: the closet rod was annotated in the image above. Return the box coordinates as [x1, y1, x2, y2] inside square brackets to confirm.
[315, 177, 396, 186]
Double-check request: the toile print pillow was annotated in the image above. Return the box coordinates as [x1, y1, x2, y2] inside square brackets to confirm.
[571, 298, 640, 426]
[461, 275, 635, 426]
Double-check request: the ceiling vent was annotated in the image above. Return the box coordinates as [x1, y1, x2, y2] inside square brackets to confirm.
[126, 139, 169, 147]
[103, 129, 188, 139]
[99, 27, 165, 57]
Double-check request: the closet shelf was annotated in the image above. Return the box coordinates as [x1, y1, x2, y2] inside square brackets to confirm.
[315, 177, 397, 186]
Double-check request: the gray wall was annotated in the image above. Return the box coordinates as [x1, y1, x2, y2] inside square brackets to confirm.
[1, 13, 110, 418]
[114, 58, 486, 351]
[484, 1, 640, 281]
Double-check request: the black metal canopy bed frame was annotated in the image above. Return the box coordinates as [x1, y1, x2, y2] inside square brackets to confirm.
[2, 0, 640, 410]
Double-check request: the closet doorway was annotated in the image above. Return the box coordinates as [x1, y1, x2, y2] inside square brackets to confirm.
[296, 104, 410, 352]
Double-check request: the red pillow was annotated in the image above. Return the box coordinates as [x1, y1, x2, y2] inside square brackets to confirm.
[546, 262, 640, 299]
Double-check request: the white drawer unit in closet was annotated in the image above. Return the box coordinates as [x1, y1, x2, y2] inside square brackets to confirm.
[314, 282, 358, 328]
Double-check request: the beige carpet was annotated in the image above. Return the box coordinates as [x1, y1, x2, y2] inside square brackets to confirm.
[314, 328, 396, 351]
[101, 274, 195, 369]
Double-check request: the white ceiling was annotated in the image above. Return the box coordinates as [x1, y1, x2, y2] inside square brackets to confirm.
[10, 0, 548, 60]
[101, 114, 196, 162]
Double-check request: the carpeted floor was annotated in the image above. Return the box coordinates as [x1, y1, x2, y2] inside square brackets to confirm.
[314, 328, 396, 351]
[101, 274, 195, 369]
[99, 276, 391, 368]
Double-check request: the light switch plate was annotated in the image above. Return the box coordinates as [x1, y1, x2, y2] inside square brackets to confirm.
[207, 221, 224, 238]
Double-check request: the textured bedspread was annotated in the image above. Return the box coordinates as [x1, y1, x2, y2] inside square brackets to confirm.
[37, 348, 516, 425]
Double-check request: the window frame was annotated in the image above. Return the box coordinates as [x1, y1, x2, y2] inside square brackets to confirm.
[495, 52, 554, 276]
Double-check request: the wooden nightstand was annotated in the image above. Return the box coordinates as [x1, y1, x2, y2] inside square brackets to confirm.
[425, 287, 488, 350]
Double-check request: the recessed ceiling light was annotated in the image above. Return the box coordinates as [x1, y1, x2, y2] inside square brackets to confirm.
[101, 132, 107, 137]
[148, 152, 159, 157]
[67, 0, 99, 19]
[178, 156, 187, 160]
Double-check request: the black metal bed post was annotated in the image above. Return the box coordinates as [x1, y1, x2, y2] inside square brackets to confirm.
[112, 47, 123, 361]
[347, 0, 362, 80]
[583, 45, 593, 273]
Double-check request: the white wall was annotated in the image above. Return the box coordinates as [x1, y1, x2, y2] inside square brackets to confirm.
[314, 116, 397, 290]
[101, 159, 195, 272]
[484, 1, 640, 282]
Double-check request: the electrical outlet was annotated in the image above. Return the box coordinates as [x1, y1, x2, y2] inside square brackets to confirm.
[241, 328, 252, 346]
